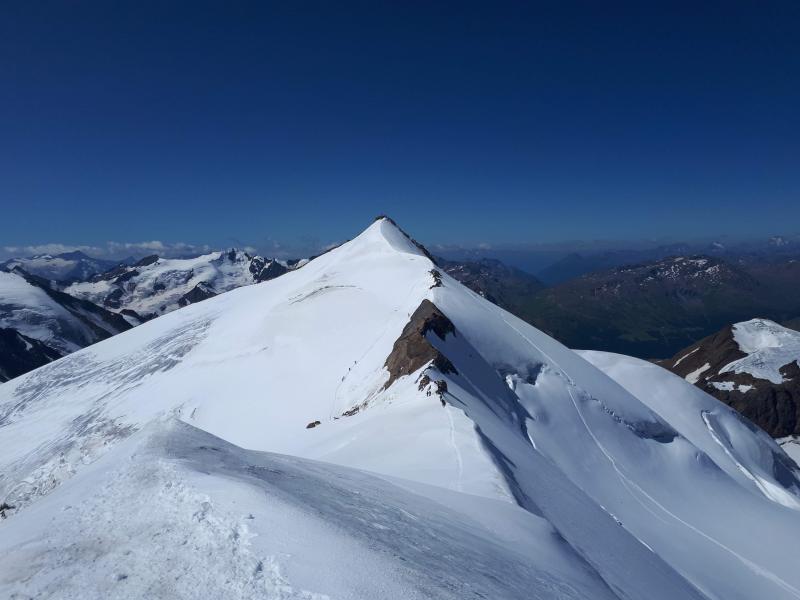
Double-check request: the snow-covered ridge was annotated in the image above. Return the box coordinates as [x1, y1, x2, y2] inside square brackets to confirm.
[2, 218, 800, 599]
[721, 319, 800, 384]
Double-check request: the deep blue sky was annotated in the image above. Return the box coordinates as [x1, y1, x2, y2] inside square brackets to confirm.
[2, 1, 798, 254]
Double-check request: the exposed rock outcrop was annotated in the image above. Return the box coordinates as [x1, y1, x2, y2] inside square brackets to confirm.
[382, 299, 456, 390]
[0, 328, 62, 383]
[177, 283, 217, 307]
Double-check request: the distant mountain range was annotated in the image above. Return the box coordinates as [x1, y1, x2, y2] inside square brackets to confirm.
[508, 254, 800, 359]
[63, 250, 307, 323]
[436, 257, 545, 310]
[3, 239, 800, 381]
[0, 250, 307, 380]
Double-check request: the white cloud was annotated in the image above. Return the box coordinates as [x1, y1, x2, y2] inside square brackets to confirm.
[1, 241, 215, 260]
[3, 243, 104, 256]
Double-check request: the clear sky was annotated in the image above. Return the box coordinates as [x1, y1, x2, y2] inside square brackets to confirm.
[1, 1, 798, 253]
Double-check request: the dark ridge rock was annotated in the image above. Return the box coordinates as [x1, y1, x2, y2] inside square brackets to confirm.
[661, 325, 746, 378]
[305, 420, 321, 429]
[113, 270, 139, 285]
[382, 299, 457, 391]
[342, 405, 361, 417]
[256, 260, 288, 282]
[104, 288, 124, 309]
[135, 255, 159, 267]
[249, 256, 266, 277]
[435, 380, 448, 406]
[152, 282, 166, 292]
[417, 374, 431, 391]
[0, 328, 63, 383]
[663, 324, 800, 437]
[178, 283, 217, 307]
[429, 269, 443, 288]
[120, 308, 150, 324]
[717, 385, 800, 438]
[91, 264, 130, 282]
[374, 216, 439, 267]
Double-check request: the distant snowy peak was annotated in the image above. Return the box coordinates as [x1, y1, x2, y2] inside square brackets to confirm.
[64, 249, 305, 320]
[615, 254, 750, 287]
[0, 251, 124, 282]
[664, 318, 800, 436]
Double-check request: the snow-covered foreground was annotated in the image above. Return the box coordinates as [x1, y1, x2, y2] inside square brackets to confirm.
[0, 419, 616, 600]
[2, 218, 800, 599]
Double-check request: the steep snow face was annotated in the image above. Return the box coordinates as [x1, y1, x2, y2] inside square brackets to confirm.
[64, 250, 300, 319]
[2, 218, 800, 599]
[0, 270, 128, 355]
[721, 319, 800, 384]
[0, 271, 77, 350]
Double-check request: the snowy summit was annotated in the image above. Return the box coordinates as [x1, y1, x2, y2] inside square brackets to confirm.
[1, 217, 800, 599]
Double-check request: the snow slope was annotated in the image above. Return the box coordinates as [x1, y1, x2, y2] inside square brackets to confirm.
[2, 218, 800, 599]
[0, 419, 618, 600]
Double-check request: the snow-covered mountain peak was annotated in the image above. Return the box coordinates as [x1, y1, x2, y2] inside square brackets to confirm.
[3, 219, 800, 598]
[337, 216, 436, 262]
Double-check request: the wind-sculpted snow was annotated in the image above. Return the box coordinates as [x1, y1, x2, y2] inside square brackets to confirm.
[2, 218, 800, 599]
[0, 421, 619, 600]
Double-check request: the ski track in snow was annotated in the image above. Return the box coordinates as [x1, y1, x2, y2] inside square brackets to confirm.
[445, 406, 465, 492]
